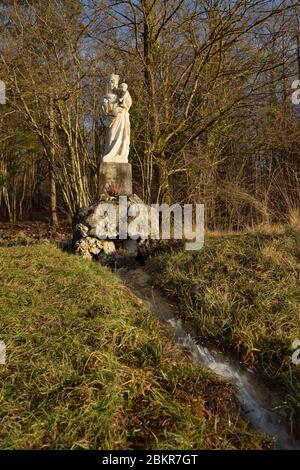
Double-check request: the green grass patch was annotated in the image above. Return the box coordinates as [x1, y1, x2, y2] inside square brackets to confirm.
[0, 243, 264, 449]
[147, 229, 300, 423]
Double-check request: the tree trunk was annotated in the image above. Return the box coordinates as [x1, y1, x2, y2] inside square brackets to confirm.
[49, 93, 58, 226]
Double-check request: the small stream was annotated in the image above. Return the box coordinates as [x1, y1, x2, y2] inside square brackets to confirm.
[118, 266, 300, 450]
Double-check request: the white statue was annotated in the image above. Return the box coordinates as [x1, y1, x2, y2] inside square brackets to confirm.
[102, 74, 132, 163]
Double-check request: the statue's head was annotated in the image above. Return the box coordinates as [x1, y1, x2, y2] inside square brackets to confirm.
[108, 73, 119, 92]
[119, 83, 128, 93]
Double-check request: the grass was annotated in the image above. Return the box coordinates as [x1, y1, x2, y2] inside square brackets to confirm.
[0, 243, 265, 450]
[147, 228, 300, 426]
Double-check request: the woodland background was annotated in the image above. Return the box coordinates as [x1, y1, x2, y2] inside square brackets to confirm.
[0, 0, 299, 230]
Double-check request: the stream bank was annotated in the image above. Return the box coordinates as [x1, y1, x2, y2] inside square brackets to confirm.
[118, 266, 300, 450]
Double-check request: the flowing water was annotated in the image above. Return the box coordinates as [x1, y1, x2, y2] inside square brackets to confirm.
[118, 266, 300, 450]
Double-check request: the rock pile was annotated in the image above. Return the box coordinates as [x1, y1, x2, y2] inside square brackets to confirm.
[73, 194, 149, 261]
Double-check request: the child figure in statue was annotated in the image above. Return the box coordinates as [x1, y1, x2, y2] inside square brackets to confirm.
[118, 83, 132, 112]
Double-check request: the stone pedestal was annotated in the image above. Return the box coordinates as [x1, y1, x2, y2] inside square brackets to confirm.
[99, 162, 132, 195]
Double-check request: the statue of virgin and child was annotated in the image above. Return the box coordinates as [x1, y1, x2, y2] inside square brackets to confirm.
[101, 73, 132, 163]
